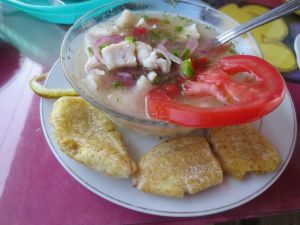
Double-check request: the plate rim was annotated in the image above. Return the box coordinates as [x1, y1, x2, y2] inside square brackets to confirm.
[40, 59, 298, 217]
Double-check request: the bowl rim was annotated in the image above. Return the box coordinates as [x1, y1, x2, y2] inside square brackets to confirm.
[60, 0, 262, 128]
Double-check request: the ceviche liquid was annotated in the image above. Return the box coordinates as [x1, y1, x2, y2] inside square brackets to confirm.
[78, 10, 233, 119]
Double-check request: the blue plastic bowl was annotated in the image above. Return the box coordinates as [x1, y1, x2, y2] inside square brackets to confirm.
[1, 0, 111, 24]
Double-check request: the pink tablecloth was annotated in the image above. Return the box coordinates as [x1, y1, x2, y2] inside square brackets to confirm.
[0, 39, 300, 225]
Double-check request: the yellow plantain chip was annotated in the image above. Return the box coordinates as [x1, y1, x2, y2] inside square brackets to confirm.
[51, 96, 137, 178]
[132, 137, 223, 198]
[29, 74, 78, 99]
[207, 124, 281, 180]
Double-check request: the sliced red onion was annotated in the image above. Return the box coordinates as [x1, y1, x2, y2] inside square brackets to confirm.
[193, 48, 208, 57]
[186, 36, 198, 53]
[93, 47, 103, 63]
[116, 71, 136, 87]
[93, 35, 124, 62]
[157, 44, 182, 65]
[122, 78, 136, 87]
[117, 71, 134, 79]
[123, 67, 145, 76]
[113, 77, 136, 88]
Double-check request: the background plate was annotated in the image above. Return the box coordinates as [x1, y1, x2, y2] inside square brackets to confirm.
[40, 60, 297, 217]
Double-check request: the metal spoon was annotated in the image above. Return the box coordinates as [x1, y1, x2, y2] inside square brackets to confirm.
[214, 0, 300, 45]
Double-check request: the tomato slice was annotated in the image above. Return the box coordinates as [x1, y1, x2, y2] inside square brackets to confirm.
[146, 55, 286, 127]
[133, 27, 147, 36]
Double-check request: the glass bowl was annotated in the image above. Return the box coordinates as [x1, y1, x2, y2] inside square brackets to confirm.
[60, 0, 262, 136]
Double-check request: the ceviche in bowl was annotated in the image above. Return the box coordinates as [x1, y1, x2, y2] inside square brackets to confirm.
[61, 0, 285, 136]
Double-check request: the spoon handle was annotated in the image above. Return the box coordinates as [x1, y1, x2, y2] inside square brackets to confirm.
[214, 0, 300, 45]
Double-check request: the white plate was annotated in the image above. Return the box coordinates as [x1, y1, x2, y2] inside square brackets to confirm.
[41, 60, 297, 217]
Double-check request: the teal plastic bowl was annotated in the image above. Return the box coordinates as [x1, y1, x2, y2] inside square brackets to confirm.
[1, 0, 111, 24]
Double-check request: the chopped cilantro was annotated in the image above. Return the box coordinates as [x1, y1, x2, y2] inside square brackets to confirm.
[112, 80, 124, 89]
[167, 76, 177, 84]
[175, 26, 183, 32]
[172, 50, 180, 57]
[142, 15, 150, 20]
[150, 30, 161, 39]
[87, 47, 94, 56]
[99, 43, 109, 50]
[152, 76, 163, 85]
[181, 48, 191, 59]
[228, 43, 237, 54]
[229, 47, 237, 54]
[162, 17, 170, 24]
[152, 75, 178, 86]
[159, 31, 173, 40]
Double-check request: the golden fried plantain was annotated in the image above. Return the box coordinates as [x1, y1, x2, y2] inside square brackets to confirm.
[132, 137, 223, 198]
[207, 124, 281, 180]
[51, 96, 137, 178]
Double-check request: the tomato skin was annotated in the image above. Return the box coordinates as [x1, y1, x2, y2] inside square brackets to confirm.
[161, 83, 180, 96]
[192, 57, 209, 71]
[147, 88, 273, 127]
[133, 27, 147, 36]
[146, 55, 286, 128]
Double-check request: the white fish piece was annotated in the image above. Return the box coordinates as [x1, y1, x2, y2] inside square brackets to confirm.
[142, 51, 159, 70]
[136, 41, 152, 65]
[115, 9, 137, 28]
[135, 17, 149, 28]
[86, 74, 100, 91]
[84, 24, 119, 48]
[84, 56, 102, 73]
[129, 75, 154, 113]
[135, 18, 157, 29]
[178, 23, 200, 40]
[90, 68, 106, 76]
[147, 71, 157, 82]
[157, 58, 170, 74]
[136, 41, 171, 73]
[136, 75, 152, 89]
[101, 41, 137, 70]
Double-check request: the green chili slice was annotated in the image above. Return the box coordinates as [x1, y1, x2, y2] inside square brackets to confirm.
[181, 59, 195, 78]
[125, 36, 136, 43]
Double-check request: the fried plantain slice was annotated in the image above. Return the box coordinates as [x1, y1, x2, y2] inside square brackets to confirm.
[29, 74, 78, 99]
[51, 96, 137, 178]
[132, 137, 223, 198]
[207, 124, 281, 180]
